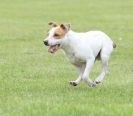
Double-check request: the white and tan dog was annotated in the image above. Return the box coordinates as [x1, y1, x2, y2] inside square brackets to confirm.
[43, 22, 116, 87]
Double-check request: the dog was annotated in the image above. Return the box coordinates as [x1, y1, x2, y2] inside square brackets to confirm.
[43, 22, 116, 87]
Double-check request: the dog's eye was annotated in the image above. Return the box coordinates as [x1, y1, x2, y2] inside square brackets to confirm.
[54, 34, 59, 37]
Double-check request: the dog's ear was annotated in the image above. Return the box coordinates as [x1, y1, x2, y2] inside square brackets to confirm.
[60, 24, 66, 30]
[60, 23, 71, 32]
[48, 21, 58, 27]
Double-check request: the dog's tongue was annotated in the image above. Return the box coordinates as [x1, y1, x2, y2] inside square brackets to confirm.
[48, 45, 59, 53]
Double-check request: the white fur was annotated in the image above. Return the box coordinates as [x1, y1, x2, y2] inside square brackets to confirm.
[45, 29, 114, 87]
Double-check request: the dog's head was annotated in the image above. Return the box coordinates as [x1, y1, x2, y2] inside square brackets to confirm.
[43, 22, 71, 53]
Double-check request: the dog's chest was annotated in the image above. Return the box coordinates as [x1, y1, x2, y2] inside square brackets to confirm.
[65, 50, 85, 65]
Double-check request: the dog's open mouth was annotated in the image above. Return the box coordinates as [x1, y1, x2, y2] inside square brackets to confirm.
[48, 44, 60, 53]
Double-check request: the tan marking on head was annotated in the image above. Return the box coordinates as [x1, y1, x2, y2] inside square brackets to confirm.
[60, 23, 71, 31]
[53, 26, 66, 39]
[53, 23, 71, 39]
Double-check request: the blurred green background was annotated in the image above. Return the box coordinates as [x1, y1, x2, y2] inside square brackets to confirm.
[0, 0, 132, 116]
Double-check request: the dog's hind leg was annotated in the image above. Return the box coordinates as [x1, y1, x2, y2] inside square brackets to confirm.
[94, 55, 109, 85]
[94, 46, 113, 85]
[70, 64, 85, 86]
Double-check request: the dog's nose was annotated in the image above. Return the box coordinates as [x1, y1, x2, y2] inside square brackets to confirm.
[43, 40, 49, 46]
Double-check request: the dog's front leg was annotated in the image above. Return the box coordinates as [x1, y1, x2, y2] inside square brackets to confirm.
[82, 58, 95, 87]
[70, 75, 82, 86]
[70, 65, 85, 86]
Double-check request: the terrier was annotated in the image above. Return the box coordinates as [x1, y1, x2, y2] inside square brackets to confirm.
[43, 22, 116, 87]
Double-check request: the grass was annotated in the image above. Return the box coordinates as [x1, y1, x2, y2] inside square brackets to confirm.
[0, 0, 133, 115]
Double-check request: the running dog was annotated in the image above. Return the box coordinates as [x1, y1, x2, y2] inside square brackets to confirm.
[43, 22, 116, 87]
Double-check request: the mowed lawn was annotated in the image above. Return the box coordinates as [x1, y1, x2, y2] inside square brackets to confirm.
[0, 0, 133, 115]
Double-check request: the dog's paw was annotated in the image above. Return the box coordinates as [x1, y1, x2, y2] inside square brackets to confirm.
[95, 81, 101, 84]
[91, 82, 97, 87]
[93, 81, 101, 86]
[88, 81, 101, 87]
[69, 81, 78, 86]
[88, 82, 97, 87]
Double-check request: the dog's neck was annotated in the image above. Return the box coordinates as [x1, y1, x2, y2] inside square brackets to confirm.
[61, 30, 77, 54]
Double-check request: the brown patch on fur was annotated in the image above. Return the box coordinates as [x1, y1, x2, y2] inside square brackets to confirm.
[53, 24, 71, 39]
[60, 24, 71, 32]
[54, 26, 66, 39]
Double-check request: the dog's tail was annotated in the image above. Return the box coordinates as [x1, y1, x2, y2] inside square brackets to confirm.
[113, 42, 116, 48]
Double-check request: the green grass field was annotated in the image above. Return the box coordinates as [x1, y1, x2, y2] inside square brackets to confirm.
[0, 0, 133, 115]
